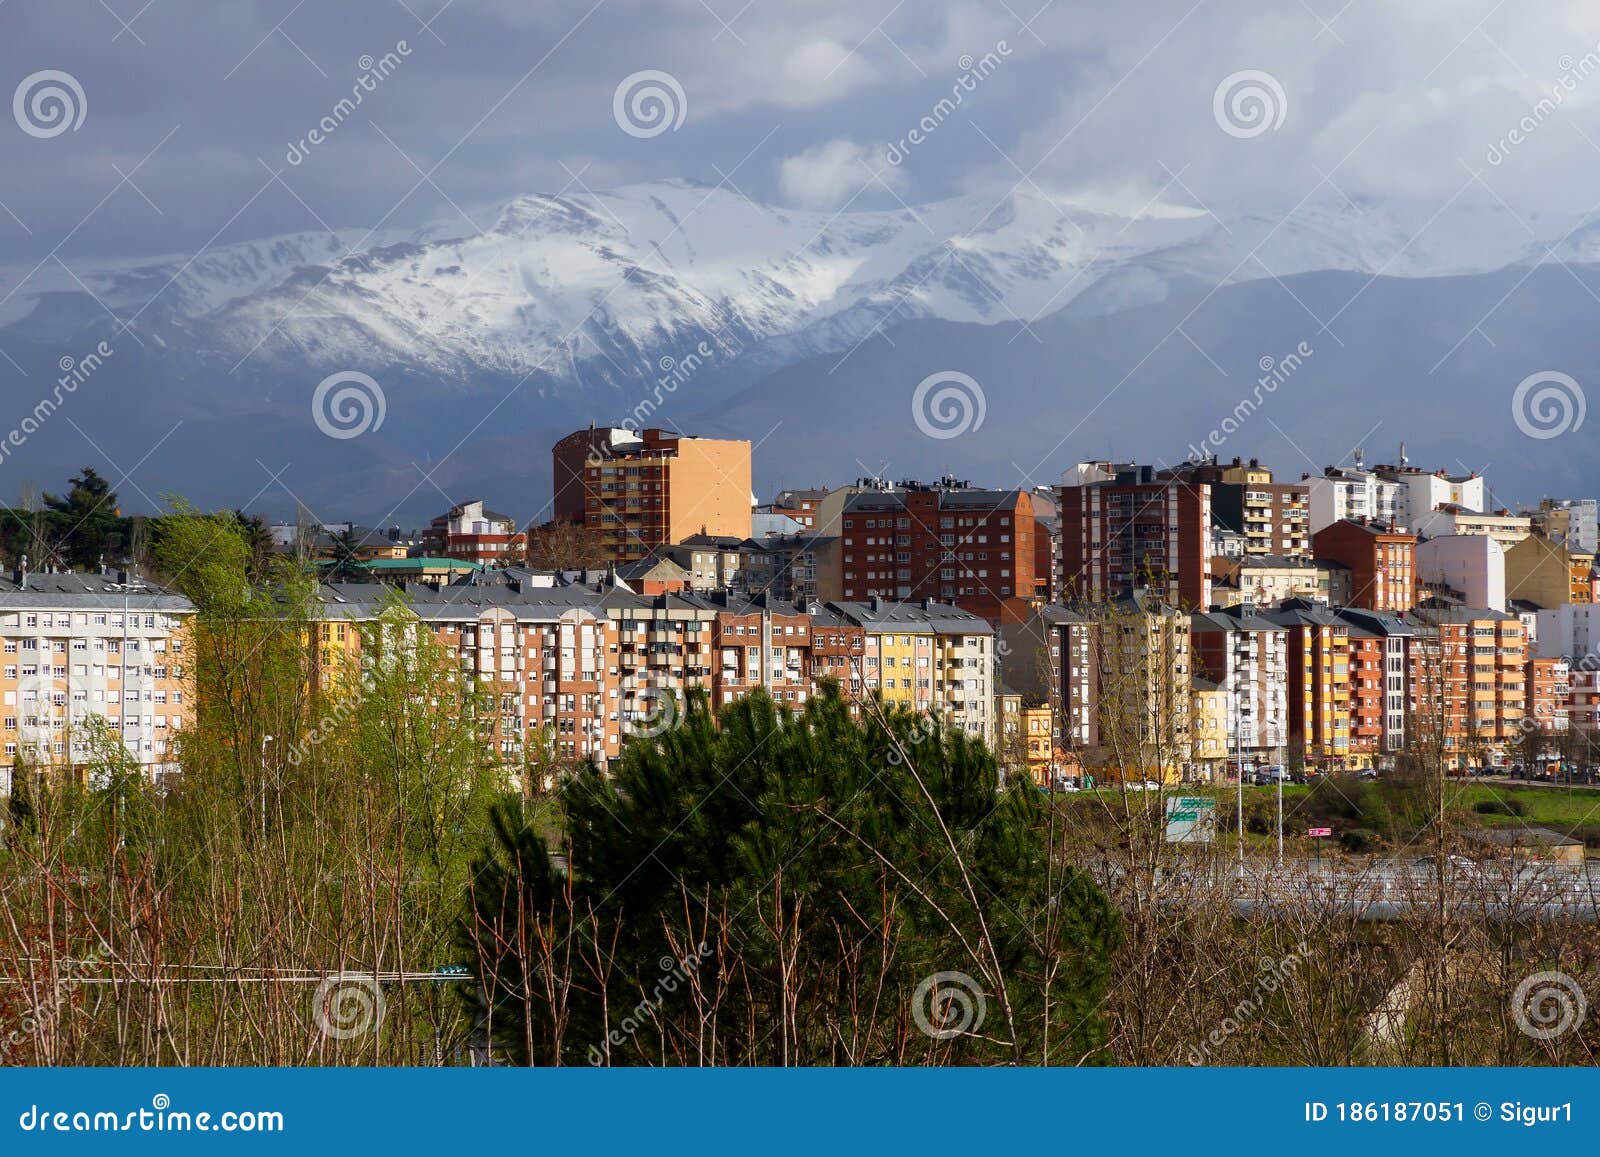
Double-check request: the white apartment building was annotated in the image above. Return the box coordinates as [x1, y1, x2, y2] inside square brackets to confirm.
[1416, 534, 1506, 611]
[1304, 467, 1402, 533]
[1, 567, 196, 793]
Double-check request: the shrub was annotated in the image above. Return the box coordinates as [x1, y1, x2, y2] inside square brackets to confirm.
[1339, 828, 1384, 854]
[1475, 799, 1525, 817]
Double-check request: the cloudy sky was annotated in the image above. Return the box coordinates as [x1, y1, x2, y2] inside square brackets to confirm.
[4, 0, 1600, 264]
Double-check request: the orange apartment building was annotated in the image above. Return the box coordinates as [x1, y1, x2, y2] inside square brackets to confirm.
[1, 567, 195, 792]
[1525, 656, 1570, 742]
[1403, 606, 1526, 764]
[1263, 602, 1352, 769]
[551, 426, 752, 564]
[1311, 519, 1417, 612]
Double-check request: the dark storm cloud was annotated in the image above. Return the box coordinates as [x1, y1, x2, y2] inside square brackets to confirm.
[2, 0, 1600, 268]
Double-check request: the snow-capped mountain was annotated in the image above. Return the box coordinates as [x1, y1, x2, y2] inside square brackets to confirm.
[1, 180, 1595, 524]
[1, 181, 1576, 403]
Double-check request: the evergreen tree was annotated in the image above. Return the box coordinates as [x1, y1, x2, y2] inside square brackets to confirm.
[42, 467, 127, 569]
[464, 685, 1121, 1065]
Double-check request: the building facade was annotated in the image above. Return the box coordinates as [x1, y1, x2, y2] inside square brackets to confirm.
[551, 426, 753, 563]
[1, 568, 195, 792]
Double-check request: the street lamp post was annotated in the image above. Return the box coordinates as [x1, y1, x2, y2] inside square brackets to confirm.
[261, 734, 274, 841]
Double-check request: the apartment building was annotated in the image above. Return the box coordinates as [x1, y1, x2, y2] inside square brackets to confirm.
[1334, 606, 1413, 762]
[678, 591, 812, 711]
[1, 567, 195, 792]
[1059, 463, 1212, 610]
[551, 426, 753, 563]
[1058, 590, 1192, 776]
[1403, 606, 1527, 763]
[805, 602, 867, 700]
[421, 500, 526, 564]
[1311, 519, 1417, 612]
[1175, 457, 1310, 557]
[1372, 462, 1485, 527]
[739, 534, 841, 603]
[1526, 657, 1570, 739]
[1568, 664, 1600, 737]
[1526, 498, 1599, 555]
[1303, 463, 1402, 533]
[1263, 602, 1351, 770]
[1504, 534, 1594, 610]
[827, 598, 995, 744]
[1210, 555, 1326, 610]
[1412, 506, 1532, 549]
[838, 479, 1045, 623]
[1415, 534, 1506, 611]
[310, 578, 626, 766]
[1190, 608, 1289, 764]
[1191, 678, 1230, 780]
[1533, 603, 1600, 661]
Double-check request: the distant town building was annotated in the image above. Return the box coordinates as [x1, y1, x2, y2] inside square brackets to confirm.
[839, 477, 1046, 623]
[422, 500, 526, 564]
[1059, 462, 1212, 610]
[551, 426, 752, 563]
[0, 564, 195, 791]
[1312, 519, 1416, 612]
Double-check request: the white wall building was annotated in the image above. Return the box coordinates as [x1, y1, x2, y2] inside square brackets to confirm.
[1534, 603, 1600, 662]
[1378, 468, 1485, 526]
[1304, 467, 1402, 533]
[1415, 534, 1506, 611]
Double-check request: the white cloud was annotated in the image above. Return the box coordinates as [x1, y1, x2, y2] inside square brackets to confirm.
[778, 139, 905, 208]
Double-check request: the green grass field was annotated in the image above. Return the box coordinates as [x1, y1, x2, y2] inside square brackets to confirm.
[1052, 780, 1600, 855]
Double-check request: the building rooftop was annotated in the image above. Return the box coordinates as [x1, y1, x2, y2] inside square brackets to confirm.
[0, 569, 194, 612]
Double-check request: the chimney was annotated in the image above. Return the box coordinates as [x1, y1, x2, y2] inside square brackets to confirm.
[14, 554, 26, 589]
[116, 568, 128, 586]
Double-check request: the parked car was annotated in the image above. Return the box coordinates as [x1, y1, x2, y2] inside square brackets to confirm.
[1359, 769, 1379, 780]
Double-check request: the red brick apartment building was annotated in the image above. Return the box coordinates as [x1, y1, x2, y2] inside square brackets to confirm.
[550, 426, 752, 564]
[1403, 607, 1526, 760]
[1311, 519, 1416, 612]
[837, 478, 1045, 623]
[1059, 463, 1212, 609]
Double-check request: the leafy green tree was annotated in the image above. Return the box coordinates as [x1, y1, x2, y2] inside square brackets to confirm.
[464, 685, 1120, 1066]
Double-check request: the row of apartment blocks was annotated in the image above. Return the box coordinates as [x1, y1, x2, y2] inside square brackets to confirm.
[307, 572, 997, 765]
[0, 562, 195, 792]
[1058, 455, 1596, 619]
[996, 593, 1576, 779]
[0, 559, 997, 784]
